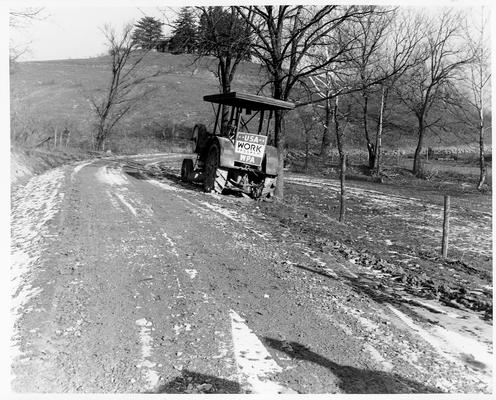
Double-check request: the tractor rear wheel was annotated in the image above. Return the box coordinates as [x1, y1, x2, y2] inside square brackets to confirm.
[203, 146, 227, 194]
[181, 159, 194, 182]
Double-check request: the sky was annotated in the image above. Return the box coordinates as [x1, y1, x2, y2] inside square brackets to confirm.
[9, 4, 173, 61]
[6, 0, 492, 61]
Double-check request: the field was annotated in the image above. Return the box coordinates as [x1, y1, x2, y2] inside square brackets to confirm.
[10, 53, 263, 153]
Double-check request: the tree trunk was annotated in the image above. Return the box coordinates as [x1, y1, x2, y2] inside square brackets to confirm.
[333, 95, 346, 222]
[413, 116, 425, 176]
[220, 79, 231, 135]
[320, 98, 332, 157]
[274, 108, 285, 200]
[304, 129, 309, 173]
[477, 106, 486, 190]
[95, 125, 106, 151]
[334, 97, 343, 158]
[339, 153, 347, 222]
[367, 144, 376, 170]
[374, 86, 386, 175]
[362, 91, 376, 170]
[273, 76, 286, 200]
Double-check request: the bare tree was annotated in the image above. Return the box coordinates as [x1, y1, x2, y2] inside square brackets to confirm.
[306, 8, 422, 174]
[9, 8, 44, 27]
[463, 8, 491, 190]
[307, 54, 343, 158]
[348, 8, 394, 170]
[369, 10, 425, 175]
[309, 65, 354, 221]
[296, 106, 318, 172]
[395, 9, 472, 176]
[236, 5, 373, 199]
[91, 24, 152, 151]
[9, 7, 45, 64]
[196, 6, 252, 133]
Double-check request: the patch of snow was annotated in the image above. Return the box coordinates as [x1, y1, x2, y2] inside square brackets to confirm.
[70, 160, 94, 181]
[229, 310, 288, 394]
[135, 318, 159, 389]
[105, 190, 123, 211]
[184, 269, 198, 279]
[11, 168, 65, 362]
[95, 166, 128, 186]
[173, 323, 192, 335]
[10, 151, 33, 184]
[162, 232, 179, 257]
[363, 343, 393, 372]
[114, 192, 138, 217]
[199, 201, 244, 223]
[147, 179, 183, 192]
[198, 201, 268, 240]
[302, 250, 327, 267]
[122, 153, 185, 161]
[388, 304, 492, 384]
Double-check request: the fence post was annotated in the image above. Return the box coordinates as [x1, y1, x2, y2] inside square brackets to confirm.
[339, 154, 346, 222]
[441, 195, 450, 258]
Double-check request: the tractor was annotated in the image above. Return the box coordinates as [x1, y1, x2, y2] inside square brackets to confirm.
[181, 92, 295, 199]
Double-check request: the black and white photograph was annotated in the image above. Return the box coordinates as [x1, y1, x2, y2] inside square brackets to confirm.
[6, 0, 493, 395]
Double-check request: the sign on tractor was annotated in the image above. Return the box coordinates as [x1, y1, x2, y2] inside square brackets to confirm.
[234, 132, 268, 167]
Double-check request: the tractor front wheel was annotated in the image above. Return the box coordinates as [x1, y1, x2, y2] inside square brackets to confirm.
[181, 159, 194, 182]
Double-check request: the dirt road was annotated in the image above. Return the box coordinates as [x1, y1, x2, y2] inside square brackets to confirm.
[10, 154, 492, 394]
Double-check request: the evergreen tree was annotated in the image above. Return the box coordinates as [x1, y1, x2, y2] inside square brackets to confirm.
[132, 16, 164, 50]
[197, 6, 251, 61]
[169, 7, 198, 54]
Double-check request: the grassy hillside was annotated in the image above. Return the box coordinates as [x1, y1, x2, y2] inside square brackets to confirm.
[10, 53, 263, 153]
[10, 52, 488, 156]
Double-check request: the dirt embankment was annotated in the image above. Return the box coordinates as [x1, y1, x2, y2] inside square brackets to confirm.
[11, 147, 94, 187]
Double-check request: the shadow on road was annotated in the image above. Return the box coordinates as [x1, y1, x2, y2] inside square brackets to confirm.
[263, 337, 443, 394]
[155, 369, 241, 394]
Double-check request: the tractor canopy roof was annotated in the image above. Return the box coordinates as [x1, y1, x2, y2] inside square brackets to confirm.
[203, 92, 295, 111]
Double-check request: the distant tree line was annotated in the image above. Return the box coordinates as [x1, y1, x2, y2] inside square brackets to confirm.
[130, 7, 252, 57]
